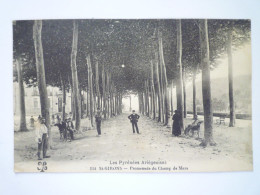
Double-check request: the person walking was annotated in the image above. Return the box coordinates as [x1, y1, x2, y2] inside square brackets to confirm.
[35, 118, 50, 160]
[95, 108, 102, 136]
[172, 110, 181, 136]
[128, 110, 140, 134]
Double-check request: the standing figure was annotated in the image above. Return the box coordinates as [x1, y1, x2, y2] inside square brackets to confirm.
[95, 108, 102, 136]
[66, 118, 75, 141]
[30, 116, 35, 128]
[172, 110, 181, 136]
[35, 118, 50, 160]
[128, 110, 140, 134]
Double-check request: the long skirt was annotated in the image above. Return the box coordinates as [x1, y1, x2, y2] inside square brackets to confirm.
[172, 121, 181, 136]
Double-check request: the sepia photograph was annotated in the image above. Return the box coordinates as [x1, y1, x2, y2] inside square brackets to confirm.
[13, 19, 252, 173]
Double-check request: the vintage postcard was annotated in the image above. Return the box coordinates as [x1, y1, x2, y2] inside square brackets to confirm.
[13, 19, 252, 172]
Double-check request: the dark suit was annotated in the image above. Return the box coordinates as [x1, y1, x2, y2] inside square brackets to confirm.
[95, 114, 102, 135]
[128, 113, 140, 133]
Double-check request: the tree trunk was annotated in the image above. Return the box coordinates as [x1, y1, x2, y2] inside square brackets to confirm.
[110, 84, 113, 117]
[70, 20, 81, 131]
[176, 19, 184, 133]
[61, 77, 66, 121]
[87, 55, 94, 126]
[142, 93, 145, 115]
[68, 76, 74, 119]
[106, 72, 110, 118]
[158, 31, 169, 126]
[183, 66, 187, 118]
[16, 59, 27, 131]
[139, 92, 144, 115]
[145, 80, 149, 116]
[227, 25, 236, 127]
[199, 19, 216, 146]
[86, 88, 89, 117]
[192, 70, 197, 119]
[158, 49, 165, 124]
[102, 66, 107, 119]
[119, 93, 122, 114]
[95, 60, 100, 109]
[33, 20, 51, 142]
[114, 93, 117, 115]
[80, 89, 84, 119]
[170, 81, 173, 116]
[155, 52, 162, 122]
[150, 60, 156, 120]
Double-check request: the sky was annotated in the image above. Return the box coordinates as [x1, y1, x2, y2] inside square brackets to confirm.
[210, 43, 251, 79]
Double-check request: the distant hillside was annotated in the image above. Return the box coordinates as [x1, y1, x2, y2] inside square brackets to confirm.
[185, 75, 251, 114]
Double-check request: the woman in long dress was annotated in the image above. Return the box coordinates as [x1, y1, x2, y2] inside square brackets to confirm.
[172, 110, 181, 136]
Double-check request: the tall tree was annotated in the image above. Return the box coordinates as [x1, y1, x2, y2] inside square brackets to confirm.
[158, 30, 169, 125]
[33, 20, 51, 141]
[150, 60, 156, 119]
[70, 20, 81, 131]
[95, 60, 101, 109]
[155, 52, 162, 122]
[170, 81, 174, 115]
[182, 65, 187, 118]
[176, 19, 184, 133]
[192, 67, 197, 119]
[199, 19, 216, 146]
[87, 55, 94, 126]
[16, 59, 27, 131]
[102, 65, 107, 119]
[227, 22, 236, 127]
[60, 74, 66, 121]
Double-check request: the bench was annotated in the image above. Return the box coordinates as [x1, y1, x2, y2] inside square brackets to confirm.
[216, 115, 226, 125]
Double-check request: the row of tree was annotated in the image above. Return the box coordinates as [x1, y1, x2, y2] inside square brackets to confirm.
[13, 19, 250, 146]
[134, 19, 250, 146]
[14, 20, 125, 142]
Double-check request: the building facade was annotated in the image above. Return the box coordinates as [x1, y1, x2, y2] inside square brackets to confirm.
[13, 82, 72, 117]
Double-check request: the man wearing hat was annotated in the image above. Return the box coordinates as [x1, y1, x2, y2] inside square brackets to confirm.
[95, 108, 102, 136]
[128, 110, 140, 134]
[35, 118, 50, 160]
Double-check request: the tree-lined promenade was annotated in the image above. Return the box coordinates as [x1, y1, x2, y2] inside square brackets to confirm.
[13, 19, 250, 147]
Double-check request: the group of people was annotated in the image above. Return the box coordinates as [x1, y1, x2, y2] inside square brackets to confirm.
[54, 117, 75, 141]
[127, 109, 203, 137]
[95, 109, 141, 135]
[33, 114, 75, 160]
[33, 108, 200, 160]
[93, 108, 202, 137]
